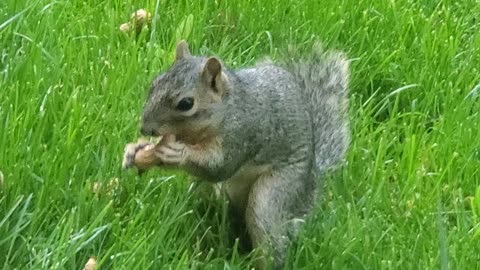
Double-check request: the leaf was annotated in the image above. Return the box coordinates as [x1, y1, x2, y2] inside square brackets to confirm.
[175, 14, 194, 42]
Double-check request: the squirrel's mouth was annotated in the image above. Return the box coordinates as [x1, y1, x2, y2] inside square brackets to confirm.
[140, 125, 160, 137]
[140, 123, 172, 138]
[140, 123, 217, 147]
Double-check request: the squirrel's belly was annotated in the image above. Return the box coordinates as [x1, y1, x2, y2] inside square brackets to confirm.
[222, 163, 273, 211]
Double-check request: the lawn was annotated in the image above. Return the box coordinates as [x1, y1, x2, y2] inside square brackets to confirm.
[1, 0, 480, 269]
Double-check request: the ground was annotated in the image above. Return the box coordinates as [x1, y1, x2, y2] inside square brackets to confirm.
[1, 0, 480, 269]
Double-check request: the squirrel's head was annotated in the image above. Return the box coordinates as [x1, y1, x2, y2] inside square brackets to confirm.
[141, 40, 231, 144]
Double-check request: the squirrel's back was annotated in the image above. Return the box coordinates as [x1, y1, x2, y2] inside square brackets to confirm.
[229, 46, 349, 172]
[230, 63, 315, 169]
[227, 47, 349, 174]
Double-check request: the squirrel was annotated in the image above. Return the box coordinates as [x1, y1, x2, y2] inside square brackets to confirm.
[122, 40, 350, 269]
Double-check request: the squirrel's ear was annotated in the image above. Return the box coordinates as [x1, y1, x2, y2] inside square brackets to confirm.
[175, 40, 191, 60]
[202, 57, 226, 96]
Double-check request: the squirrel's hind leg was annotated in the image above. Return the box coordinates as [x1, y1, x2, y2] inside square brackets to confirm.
[245, 165, 315, 270]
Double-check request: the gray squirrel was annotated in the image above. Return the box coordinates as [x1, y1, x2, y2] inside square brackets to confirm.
[122, 40, 350, 269]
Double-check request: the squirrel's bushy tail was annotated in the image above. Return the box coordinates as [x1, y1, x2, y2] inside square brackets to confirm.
[282, 43, 350, 171]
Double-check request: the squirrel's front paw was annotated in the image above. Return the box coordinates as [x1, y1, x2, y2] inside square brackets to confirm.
[122, 139, 155, 170]
[154, 138, 186, 165]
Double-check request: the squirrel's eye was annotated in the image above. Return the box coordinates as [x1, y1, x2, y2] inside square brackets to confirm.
[176, 97, 194, 111]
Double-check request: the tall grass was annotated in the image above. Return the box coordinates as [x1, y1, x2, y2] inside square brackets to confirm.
[1, 0, 479, 269]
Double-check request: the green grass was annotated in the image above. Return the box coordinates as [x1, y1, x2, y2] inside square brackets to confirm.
[1, 0, 480, 269]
